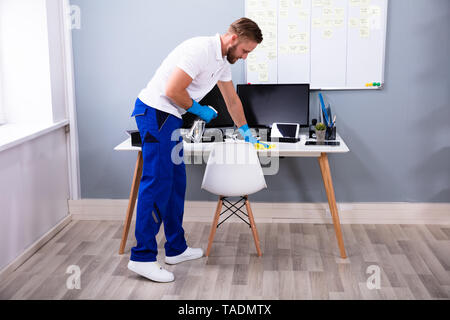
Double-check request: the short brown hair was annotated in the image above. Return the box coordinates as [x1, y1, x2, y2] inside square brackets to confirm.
[229, 18, 263, 44]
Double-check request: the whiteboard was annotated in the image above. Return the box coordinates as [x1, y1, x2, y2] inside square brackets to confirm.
[245, 0, 388, 90]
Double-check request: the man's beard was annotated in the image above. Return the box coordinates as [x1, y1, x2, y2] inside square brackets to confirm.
[226, 45, 239, 64]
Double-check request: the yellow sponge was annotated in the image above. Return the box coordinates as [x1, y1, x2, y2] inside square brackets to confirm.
[255, 143, 276, 150]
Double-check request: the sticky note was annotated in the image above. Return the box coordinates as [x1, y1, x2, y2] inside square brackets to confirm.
[292, 0, 302, 8]
[335, 7, 345, 17]
[248, 0, 258, 9]
[360, 18, 369, 28]
[279, 0, 289, 9]
[279, 45, 288, 54]
[258, 71, 269, 82]
[323, 7, 334, 16]
[299, 44, 309, 54]
[312, 19, 322, 28]
[360, 6, 370, 17]
[288, 45, 298, 54]
[360, 27, 370, 38]
[267, 51, 277, 60]
[258, 63, 268, 72]
[313, 0, 323, 7]
[370, 5, 381, 16]
[248, 63, 257, 72]
[322, 29, 333, 39]
[334, 19, 344, 27]
[349, 18, 359, 28]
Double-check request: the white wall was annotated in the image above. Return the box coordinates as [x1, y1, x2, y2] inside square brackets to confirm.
[0, 129, 70, 271]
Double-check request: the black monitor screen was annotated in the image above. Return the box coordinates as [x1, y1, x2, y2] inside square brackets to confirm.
[182, 85, 234, 129]
[237, 84, 310, 128]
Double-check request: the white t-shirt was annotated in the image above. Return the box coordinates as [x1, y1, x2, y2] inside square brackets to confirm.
[138, 34, 232, 119]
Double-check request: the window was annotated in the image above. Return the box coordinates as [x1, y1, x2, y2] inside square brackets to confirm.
[0, 0, 54, 128]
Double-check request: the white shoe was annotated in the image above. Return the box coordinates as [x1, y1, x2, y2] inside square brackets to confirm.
[128, 260, 174, 283]
[165, 247, 204, 265]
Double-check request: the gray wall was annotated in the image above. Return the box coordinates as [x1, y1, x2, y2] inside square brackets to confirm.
[70, 0, 450, 202]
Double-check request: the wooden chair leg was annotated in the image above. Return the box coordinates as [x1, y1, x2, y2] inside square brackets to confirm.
[206, 196, 223, 257]
[119, 151, 143, 255]
[318, 153, 347, 259]
[245, 197, 262, 257]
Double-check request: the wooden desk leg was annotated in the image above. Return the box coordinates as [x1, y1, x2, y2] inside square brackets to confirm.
[318, 153, 347, 259]
[119, 151, 143, 255]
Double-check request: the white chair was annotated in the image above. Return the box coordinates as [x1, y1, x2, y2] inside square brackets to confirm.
[201, 142, 267, 257]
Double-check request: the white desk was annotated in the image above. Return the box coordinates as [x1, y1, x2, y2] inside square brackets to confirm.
[115, 135, 350, 258]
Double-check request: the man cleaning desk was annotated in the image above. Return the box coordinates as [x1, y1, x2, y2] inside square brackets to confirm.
[128, 18, 271, 283]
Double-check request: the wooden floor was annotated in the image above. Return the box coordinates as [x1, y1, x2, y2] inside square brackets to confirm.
[1, 220, 449, 300]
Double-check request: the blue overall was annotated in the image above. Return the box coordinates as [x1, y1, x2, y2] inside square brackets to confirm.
[130, 98, 188, 262]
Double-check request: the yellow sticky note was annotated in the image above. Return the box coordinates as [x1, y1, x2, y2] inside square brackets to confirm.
[360, 18, 369, 28]
[334, 18, 344, 27]
[279, 45, 288, 54]
[248, 0, 258, 9]
[267, 51, 277, 60]
[248, 63, 257, 72]
[322, 29, 333, 39]
[360, 6, 370, 17]
[258, 71, 269, 82]
[312, 19, 322, 28]
[288, 45, 298, 54]
[258, 63, 268, 72]
[313, 0, 323, 7]
[349, 18, 359, 28]
[335, 7, 345, 17]
[292, 0, 302, 8]
[298, 44, 309, 54]
[360, 27, 370, 38]
[323, 7, 334, 16]
[279, 0, 289, 9]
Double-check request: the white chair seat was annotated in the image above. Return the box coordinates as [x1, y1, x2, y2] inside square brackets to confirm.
[201, 142, 267, 197]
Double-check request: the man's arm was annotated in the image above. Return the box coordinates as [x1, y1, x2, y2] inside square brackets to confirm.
[166, 67, 218, 123]
[217, 80, 247, 128]
[165, 67, 194, 110]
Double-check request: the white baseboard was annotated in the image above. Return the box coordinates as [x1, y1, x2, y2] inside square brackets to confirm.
[69, 199, 450, 225]
[0, 215, 72, 283]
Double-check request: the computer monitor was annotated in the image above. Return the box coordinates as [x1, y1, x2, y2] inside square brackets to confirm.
[237, 84, 310, 128]
[182, 85, 234, 129]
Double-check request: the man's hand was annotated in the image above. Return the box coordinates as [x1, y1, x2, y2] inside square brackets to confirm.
[187, 100, 218, 123]
[238, 124, 271, 149]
